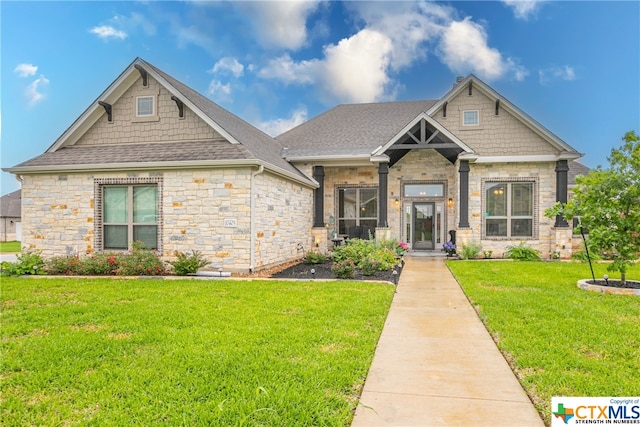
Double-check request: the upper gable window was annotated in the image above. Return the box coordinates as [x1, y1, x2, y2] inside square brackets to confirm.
[462, 110, 479, 126]
[136, 96, 155, 117]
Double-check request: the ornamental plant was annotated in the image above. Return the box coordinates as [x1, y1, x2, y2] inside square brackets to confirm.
[332, 259, 356, 279]
[546, 131, 640, 284]
[1, 250, 46, 276]
[169, 250, 209, 276]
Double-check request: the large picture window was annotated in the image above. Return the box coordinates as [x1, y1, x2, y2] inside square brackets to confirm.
[103, 185, 158, 250]
[337, 187, 377, 236]
[485, 182, 534, 238]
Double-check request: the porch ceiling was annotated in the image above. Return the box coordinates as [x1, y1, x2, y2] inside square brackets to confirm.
[386, 118, 464, 166]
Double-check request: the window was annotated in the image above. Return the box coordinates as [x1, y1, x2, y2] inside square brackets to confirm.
[136, 96, 155, 117]
[337, 187, 377, 235]
[463, 110, 479, 126]
[103, 185, 158, 249]
[485, 182, 534, 238]
[404, 183, 444, 197]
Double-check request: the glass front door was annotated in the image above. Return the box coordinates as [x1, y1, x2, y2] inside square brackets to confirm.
[404, 202, 444, 250]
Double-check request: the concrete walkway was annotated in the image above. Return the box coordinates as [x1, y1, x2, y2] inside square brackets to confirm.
[351, 256, 544, 427]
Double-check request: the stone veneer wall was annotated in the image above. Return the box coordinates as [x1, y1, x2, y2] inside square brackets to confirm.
[20, 168, 313, 272]
[76, 75, 220, 146]
[455, 161, 564, 258]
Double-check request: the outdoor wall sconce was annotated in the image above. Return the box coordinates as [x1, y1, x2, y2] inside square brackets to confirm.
[394, 198, 399, 206]
[448, 197, 454, 208]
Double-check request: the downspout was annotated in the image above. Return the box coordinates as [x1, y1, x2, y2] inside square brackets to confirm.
[249, 165, 264, 272]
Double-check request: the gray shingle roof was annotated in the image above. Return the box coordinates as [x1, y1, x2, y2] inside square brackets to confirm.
[8, 58, 313, 186]
[568, 161, 591, 185]
[0, 190, 21, 218]
[140, 59, 304, 179]
[276, 100, 437, 158]
[13, 141, 252, 167]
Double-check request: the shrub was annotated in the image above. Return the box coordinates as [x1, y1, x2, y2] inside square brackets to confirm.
[504, 242, 541, 261]
[459, 241, 482, 260]
[1, 250, 45, 276]
[359, 256, 381, 276]
[332, 239, 374, 265]
[304, 250, 327, 264]
[169, 250, 208, 276]
[45, 255, 85, 275]
[80, 252, 120, 275]
[116, 241, 166, 276]
[332, 259, 356, 279]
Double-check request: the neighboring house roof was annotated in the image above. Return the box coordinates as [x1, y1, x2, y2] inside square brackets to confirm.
[277, 100, 437, 160]
[568, 161, 591, 185]
[5, 58, 315, 187]
[0, 190, 21, 218]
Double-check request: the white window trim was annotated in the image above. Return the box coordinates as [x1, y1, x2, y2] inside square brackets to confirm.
[462, 110, 480, 127]
[136, 95, 156, 117]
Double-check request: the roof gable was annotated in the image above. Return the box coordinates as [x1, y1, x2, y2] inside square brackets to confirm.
[428, 74, 581, 157]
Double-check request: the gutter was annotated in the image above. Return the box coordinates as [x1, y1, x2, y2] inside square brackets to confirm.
[249, 165, 264, 272]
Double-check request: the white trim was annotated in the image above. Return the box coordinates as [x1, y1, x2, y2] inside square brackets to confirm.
[372, 112, 475, 156]
[3, 160, 318, 189]
[462, 110, 479, 126]
[136, 95, 155, 117]
[472, 154, 582, 163]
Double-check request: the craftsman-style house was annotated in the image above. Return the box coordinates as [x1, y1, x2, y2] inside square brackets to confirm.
[5, 58, 583, 272]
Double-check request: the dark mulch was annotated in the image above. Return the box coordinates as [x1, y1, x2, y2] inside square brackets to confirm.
[270, 260, 403, 283]
[587, 280, 640, 289]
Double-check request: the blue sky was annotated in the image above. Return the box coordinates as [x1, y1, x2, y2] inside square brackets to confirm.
[2, 1, 639, 195]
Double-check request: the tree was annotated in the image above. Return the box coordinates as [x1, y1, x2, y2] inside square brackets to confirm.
[546, 131, 639, 284]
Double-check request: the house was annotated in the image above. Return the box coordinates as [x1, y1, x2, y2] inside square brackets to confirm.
[0, 190, 21, 242]
[4, 58, 584, 271]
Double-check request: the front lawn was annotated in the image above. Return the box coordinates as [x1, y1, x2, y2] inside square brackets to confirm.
[446, 260, 640, 425]
[0, 241, 21, 253]
[1, 278, 395, 425]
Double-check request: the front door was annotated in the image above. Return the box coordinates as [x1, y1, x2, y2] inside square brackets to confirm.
[403, 202, 444, 250]
[413, 203, 435, 250]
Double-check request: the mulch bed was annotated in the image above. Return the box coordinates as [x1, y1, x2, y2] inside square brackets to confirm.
[586, 280, 640, 289]
[263, 259, 403, 283]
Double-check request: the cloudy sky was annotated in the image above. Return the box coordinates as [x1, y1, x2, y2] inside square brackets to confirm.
[2, 1, 639, 194]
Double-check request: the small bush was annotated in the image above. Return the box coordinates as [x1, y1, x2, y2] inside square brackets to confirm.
[332, 259, 356, 279]
[45, 255, 85, 275]
[117, 242, 166, 276]
[504, 242, 541, 261]
[169, 250, 208, 276]
[1, 250, 45, 276]
[459, 241, 482, 260]
[304, 251, 327, 264]
[359, 256, 381, 276]
[81, 252, 120, 275]
[332, 239, 373, 265]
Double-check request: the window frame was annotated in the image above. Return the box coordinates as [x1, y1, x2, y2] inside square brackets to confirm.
[95, 178, 162, 252]
[336, 185, 378, 236]
[136, 95, 155, 117]
[482, 179, 537, 240]
[462, 110, 480, 126]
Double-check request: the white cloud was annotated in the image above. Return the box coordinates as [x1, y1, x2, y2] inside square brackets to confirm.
[539, 65, 576, 85]
[322, 29, 394, 103]
[211, 57, 244, 78]
[439, 17, 526, 81]
[207, 80, 232, 102]
[502, 0, 546, 20]
[89, 25, 128, 40]
[238, 0, 323, 50]
[258, 108, 308, 137]
[14, 63, 38, 78]
[25, 75, 50, 106]
[258, 54, 319, 85]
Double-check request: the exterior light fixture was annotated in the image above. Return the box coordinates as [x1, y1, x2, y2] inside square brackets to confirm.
[394, 198, 399, 206]
[311, 268, 316, 279]
[448, 197, 454, 208]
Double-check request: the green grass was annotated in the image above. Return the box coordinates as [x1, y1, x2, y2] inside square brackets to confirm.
[446, 260, 640, 425]
[0, 241, 21, 253]
[1, 278, 395, 426]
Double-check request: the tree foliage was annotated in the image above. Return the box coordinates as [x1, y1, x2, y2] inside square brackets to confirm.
[546, 131, 640, 283]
